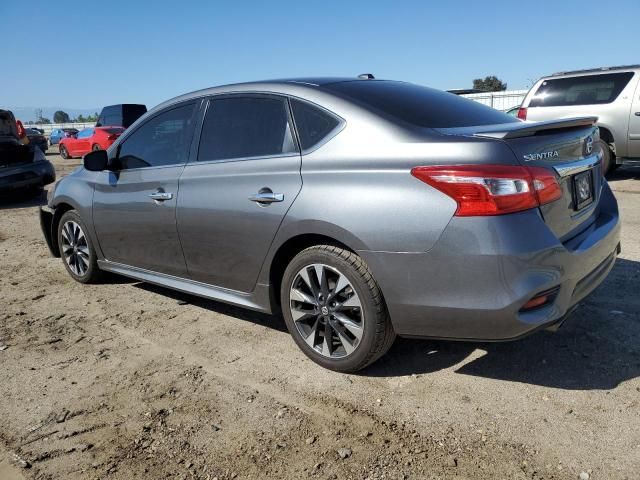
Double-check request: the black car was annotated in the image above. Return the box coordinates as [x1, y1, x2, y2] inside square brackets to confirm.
[0, 110, 55, 196]
[25, 128, 48, 153]
[96, 104, 147, 129]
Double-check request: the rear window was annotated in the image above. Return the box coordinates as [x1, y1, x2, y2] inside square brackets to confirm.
[99, 127, 124, 134]
[323, 81, 517, 128]
[529, 72, 634, 107]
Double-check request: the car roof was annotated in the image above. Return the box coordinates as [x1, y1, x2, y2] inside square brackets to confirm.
[152, 77, 380, 112]
[544, 64, 640, 79]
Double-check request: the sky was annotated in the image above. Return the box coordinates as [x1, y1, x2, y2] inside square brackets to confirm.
[1, 0, 638, 115]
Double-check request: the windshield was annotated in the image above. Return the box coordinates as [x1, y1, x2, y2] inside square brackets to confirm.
[323, 80, 518, 128]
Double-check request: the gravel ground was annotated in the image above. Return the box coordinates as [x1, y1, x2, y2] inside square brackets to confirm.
[0, 152, 639, 480]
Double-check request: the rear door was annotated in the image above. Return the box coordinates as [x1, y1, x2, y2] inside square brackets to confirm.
[628, 75, 640, 158]
[177, 94, 302, 292]
[92, 101, 198, 276]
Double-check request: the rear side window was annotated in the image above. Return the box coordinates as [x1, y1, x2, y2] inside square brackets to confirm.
[198, 96, 296, 162]
[323, 81, 517, 128]
[117, 103, 196, 169]
[529, 72, 634, 107]
[290, 99, 340, 150]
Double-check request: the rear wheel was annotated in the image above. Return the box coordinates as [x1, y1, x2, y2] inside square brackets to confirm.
[57, 210, 102, 284]
[59, 145, 70, 159]
[597, 139, 615, 174]
[281, 245, 395, 372]
[92, 144, 102, 151]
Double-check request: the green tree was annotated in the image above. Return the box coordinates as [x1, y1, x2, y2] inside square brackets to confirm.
[86, 112, 99, 122]
[472, 76, 507, 92]
[53, 110, 71, 123]
[39, 117, 51, 124]
[75, 114, 87, 122]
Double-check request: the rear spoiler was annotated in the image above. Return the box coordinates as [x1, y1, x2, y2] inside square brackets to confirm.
[472, 117, 598, 139]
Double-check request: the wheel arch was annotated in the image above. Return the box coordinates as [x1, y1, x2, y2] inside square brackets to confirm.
[49, 202, 76, 257]
[267, 232, 357, 311]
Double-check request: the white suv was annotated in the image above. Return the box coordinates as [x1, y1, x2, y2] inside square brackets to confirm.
[519, 65, 640, 172]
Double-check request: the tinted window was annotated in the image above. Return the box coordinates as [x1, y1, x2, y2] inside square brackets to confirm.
[117, 103, 195, 169]
[291, 99, 340, 150]
[99, 127, 124, 134]
[529, 72, 634, 107]
[198, 96, 296, 162]
[323, 81, 517, 128]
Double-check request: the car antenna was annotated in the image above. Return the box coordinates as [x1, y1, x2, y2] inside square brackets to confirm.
[358, 73, 375, 79]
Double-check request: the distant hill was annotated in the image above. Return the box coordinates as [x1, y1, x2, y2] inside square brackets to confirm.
[0, 106, 99, 122]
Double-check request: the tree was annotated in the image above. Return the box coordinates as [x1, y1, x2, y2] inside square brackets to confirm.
[472, 76, 507, 92]
[53, 110, 71, 123]
[39, 117, 51, 124]
[86, 112, 99, 122]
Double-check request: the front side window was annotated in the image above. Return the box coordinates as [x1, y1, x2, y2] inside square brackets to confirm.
[117, 103, 196, 169]
[529, 72, 634, 107]
[290, 99, 340, 150]
[197, 96, 296, 162]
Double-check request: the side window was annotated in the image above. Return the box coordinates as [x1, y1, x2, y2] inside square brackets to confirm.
[117, 103, 195, 170]
[197, 96, 296, 162]
[77, 128, 93, 139]
[290, 99, 340, 150]
[530, 72, 635, 107]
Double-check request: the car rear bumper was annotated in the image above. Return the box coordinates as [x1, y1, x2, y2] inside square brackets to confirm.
[359, 182, 621, 341]
[0, 160, 55, 193]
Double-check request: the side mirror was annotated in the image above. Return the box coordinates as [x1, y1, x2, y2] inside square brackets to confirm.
[83, 149, 109, 171]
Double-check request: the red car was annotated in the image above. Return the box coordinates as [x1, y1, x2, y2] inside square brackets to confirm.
[59, 126, 124, 159]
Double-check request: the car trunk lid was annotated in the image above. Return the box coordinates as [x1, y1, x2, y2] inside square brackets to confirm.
[436, 117, 603, 241]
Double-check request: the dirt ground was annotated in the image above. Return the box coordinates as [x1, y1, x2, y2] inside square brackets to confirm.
[1, 152, 639, 480]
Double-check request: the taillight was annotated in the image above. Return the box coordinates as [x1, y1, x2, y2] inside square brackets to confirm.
[16, 120, 26, 138]
[107, 134, 119, 141]
[410, 165, 562, 216]
[516, 107, 527, 120]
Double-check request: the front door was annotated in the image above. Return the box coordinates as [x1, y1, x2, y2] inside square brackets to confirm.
[93, 101, 198, 277]
[177, 94, 302, 292]
[72, 128, 93, 156]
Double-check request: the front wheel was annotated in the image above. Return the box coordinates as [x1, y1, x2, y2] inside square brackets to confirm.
[57, 210, 103, 283]
[281, 245, 395, 372]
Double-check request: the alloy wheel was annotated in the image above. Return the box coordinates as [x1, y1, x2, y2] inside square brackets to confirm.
[60, 220, 90, 276]
[289, 263, 364, 358]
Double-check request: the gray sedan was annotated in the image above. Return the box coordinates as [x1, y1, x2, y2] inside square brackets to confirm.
[40, 77, 620, 372]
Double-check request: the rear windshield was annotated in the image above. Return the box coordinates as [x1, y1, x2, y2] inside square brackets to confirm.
[529, 72, 634, 107]
[323, 81, 517, 128]
[99, 127, 124, 134]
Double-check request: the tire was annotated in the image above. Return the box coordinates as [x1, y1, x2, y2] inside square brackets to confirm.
[280, 245, 395, 372]
[597, 139, 614, 174]
[59, 145, 70, 159]
[57, 210, 103, 284]
[92, 144, 102, 151]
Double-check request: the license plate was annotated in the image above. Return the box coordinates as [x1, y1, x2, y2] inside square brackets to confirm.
[573, 170, 593, 210]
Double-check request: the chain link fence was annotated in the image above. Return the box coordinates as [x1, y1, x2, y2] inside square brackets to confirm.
[460, 89, 528, 111]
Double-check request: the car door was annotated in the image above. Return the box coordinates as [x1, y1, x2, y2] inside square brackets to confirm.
[177, 94, 302, 292]
[73, 128, 93, 156]
[92, 101, 199, 277]
[628, 74, 640, 158]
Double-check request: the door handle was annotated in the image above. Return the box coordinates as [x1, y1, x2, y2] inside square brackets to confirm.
[148, 191, 173, 201]
[248, 192, 284, 204]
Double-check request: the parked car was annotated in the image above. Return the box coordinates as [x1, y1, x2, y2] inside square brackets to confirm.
[49, 128, 79, 146]
[518, 64, 640, 172]
[25, 128, 48, 153]
[96, 104, 147, 129]
[58, 127, 124, 159]
[40, 77, 620, 372]
[1, 109, 55, 196]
